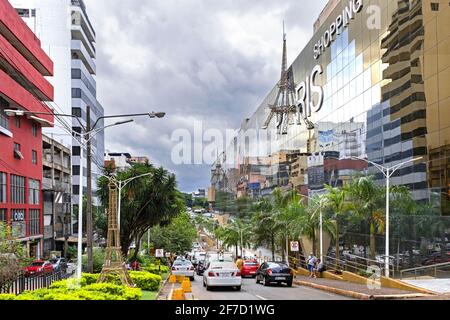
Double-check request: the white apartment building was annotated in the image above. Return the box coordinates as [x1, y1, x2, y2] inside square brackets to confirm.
[11, 0, 105, 207]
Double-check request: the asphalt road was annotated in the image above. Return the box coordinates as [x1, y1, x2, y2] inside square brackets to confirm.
[187, 275, 352, 300]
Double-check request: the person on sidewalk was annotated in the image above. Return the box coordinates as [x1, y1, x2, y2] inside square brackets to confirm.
[307, 253, 317, 278]
[315, 259, 326, 278]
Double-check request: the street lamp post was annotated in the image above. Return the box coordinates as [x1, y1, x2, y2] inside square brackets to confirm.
[351, 156, 423, 278]
[299, 194, 325, 261]
[85, 111, 165, 272]
[5, 109, 129, 279]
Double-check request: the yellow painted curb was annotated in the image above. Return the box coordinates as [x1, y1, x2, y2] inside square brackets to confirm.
[380, 277, 438, 295]
[342, 271, 371, 285]
[322, 271, 344, 281]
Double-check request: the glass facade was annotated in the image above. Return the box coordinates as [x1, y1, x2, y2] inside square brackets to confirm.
[212, 0, 450, 269]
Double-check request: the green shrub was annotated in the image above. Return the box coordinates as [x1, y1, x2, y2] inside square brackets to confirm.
[82, 248, 105, 273]
[12, 282, 141, 300]
[142, 264, 169, 275]
[81, 273, 100, 285]
[0, 294, 16, 300]
[129, 271, 162, 291]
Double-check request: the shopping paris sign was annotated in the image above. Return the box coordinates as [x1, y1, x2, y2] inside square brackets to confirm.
[314, 0, 364, 60]
[295, 0, 364, 126]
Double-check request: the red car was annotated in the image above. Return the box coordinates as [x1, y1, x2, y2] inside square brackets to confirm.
[240, 260, 260, 278]
[25, 260, 54, 277]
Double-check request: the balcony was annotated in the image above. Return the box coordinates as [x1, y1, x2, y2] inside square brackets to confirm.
[71, 40, 96, 74]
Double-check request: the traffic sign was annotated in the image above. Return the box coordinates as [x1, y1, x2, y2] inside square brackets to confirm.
[290, 241, 299, 252]
[155, 249, 164, 258]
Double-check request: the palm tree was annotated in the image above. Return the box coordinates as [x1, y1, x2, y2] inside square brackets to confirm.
[324, 185, 349, 270]
[346, 176, 385, 260]
[294, 194, 336, 258]
[251, 198, 281, 261]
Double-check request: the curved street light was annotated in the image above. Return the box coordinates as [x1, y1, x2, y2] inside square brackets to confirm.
[351, 156, 423, 278]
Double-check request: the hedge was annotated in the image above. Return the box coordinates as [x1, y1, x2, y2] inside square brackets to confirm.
[142, 264, 169, 275]
[8, 283, 141, 300]
[81, 271, 162, 291]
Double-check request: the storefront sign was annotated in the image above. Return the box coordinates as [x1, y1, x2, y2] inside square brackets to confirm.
[296, 64, 324, 120]
[290, 241, 300, 252]
[314, 0, 364, 59]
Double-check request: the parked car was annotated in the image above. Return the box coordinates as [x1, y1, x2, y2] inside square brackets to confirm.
[256, 262, 293, 287]
[50, 257, 68, 272]
[421, 252, 450, 266]
[25, 260, 53, 277]
[171, 259, 195, 281]
[196, 260, 206, 276]
[241, 260, 260, 278]
[203, 261, 242, 291]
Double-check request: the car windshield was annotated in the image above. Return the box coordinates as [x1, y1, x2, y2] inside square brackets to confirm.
[244, 261, 258, 266]
[268, 263, 288, 269]
[32, 262, 44, 266]
[49, 259, 58, 263]
[174, 260, 192, 266]
[210, 262, 236, 270]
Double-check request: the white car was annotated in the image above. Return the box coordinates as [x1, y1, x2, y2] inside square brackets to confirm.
[203, 261, 242, 291]
[171, 259, 195, 280]
[192, 251, 207, 266]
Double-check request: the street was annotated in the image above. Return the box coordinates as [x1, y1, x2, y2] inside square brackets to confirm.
[186, 275, 352, 300]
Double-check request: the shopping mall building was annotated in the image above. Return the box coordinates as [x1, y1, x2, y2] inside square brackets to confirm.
[211, 0, 450, 220]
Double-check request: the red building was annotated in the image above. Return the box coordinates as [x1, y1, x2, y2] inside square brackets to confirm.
[0, 0, 54, 258]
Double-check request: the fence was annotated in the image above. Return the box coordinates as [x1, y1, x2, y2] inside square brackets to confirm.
[0, 271, 71, 295]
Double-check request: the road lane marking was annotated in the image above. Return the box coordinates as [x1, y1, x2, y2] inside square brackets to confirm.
[255, 295, 268, 300]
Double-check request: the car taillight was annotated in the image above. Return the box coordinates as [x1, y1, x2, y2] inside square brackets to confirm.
[267, 269, 272, 275]
[289, 269, 294, 275]
[172, 267, 176, 271]
[235, 271, 241, 277]
[208, 271, 215, 277]
[190, 266, 194, 270]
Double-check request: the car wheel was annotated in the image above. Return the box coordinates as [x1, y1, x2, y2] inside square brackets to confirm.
[190, 276, 195, 281]
[262, 276, 269, 287]
[286, 281, 293, 287]
[203, 280, 206, 287]
[256, 276, 260, 284]
[206, 285, 211, 291]
[235, 286, 241, 291]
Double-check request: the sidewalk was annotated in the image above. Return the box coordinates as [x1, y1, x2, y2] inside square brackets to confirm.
[294, 275, 430, 300]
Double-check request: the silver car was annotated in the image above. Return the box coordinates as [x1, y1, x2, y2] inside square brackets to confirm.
[171, 259, 195, 281]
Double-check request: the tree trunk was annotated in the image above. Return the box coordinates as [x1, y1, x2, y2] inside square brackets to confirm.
[335, 221, 340, 271]
[370, 222, 376, 260]
[271, 233, 275, 261]
[311, 229, 317, 257]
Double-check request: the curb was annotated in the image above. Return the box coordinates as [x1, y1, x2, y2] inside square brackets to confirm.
[156, 275, 170, 300]
[294, 280, 435, 300]
[294, 280, 371, 300]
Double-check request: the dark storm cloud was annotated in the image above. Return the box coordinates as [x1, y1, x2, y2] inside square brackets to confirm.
[84, 0, 328, 192]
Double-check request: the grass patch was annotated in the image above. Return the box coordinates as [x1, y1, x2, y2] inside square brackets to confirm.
[141, 291, 158, 300]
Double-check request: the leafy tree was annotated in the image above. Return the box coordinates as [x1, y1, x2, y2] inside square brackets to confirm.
[0, 223, 28, 284]
[97, 163, 185, 257]
[324, 185, 349, 269]
[251, 198, 280, 261]
[346, 176, 385, 259]
[150, 212, 197, 255]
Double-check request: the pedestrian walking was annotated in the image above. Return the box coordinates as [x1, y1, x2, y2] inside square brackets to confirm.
[235, 256, 244, 271]
[307, 252, 317, 278]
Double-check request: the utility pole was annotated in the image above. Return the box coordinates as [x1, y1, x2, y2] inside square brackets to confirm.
[86, 106, 93, 273]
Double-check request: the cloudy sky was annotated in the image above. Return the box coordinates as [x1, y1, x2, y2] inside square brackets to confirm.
[84, 0, 328, 193]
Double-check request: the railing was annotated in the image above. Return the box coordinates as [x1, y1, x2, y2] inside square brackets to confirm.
[288, 252, 394, 277]
[399, 262, 450, 280]
[0, 271, 71, 295]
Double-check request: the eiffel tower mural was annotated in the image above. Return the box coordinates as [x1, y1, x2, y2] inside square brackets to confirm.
[263, 24, 315, 134]
[98, 181, 134, 287]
